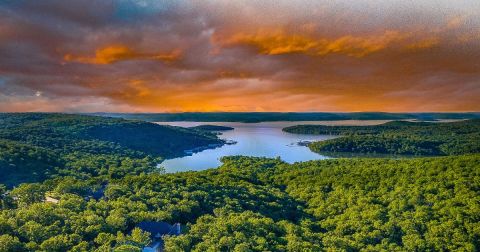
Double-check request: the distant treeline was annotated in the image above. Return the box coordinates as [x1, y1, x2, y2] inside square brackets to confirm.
[284, 120, 480, 156]
[90, 112, 480, 123]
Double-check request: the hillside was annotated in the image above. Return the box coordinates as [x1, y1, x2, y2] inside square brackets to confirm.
[0, 113, 223, 186]
[284, 120, 480, 156]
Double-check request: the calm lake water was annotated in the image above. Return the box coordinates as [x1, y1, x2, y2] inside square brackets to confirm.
[156, 120, 392, 173]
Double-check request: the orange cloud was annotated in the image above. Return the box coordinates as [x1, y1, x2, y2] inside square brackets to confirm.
[64, 45, 180, 64]
[126, 80, 152, 98]
[447, 15, 466, 29]
[406, 37, 440, 50]
[218, 30, 409, 57]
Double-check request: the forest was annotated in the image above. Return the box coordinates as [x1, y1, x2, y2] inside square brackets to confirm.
[284, 120, 480, 156]
[0, 113, 222, 186]
[0, 114, 479, 251]
[0, 155, 479, 251]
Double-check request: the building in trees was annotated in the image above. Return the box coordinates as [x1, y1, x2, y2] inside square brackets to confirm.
[136, 222, 181, 252]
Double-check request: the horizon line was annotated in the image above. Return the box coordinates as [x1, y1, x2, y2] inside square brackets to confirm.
[2, 111, 479, 114]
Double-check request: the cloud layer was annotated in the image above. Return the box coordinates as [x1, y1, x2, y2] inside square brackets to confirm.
[0, 0, 479, 112]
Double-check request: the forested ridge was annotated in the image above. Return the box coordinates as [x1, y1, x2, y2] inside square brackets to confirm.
[0, 113, 222, 186]
[283, 120, 480, 156]
[0, 155, 479, 251]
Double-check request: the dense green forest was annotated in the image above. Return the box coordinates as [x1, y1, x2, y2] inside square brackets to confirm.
[1, 113, 479, 251]
[284, 120, 480, 156]
[0, 113, 223, 186]
[0, 155, 479, 251]
[92, 112, 480, 123]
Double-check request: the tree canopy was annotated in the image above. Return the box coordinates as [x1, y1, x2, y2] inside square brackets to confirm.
[0, 113, 223, 186]
[0, 155, 478, 251]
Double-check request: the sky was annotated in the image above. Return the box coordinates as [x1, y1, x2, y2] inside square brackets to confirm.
[0, 0, 479, 112]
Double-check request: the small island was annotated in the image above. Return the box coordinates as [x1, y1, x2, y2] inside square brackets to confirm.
[189, 125, 234, 131]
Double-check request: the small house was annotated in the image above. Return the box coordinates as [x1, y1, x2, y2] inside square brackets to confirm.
[136, 221, 181, 252]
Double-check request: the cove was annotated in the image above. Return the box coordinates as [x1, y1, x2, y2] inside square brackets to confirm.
[157, 120, 392, 173]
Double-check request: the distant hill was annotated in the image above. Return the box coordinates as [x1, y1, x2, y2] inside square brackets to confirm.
[89, 112, 480, 123]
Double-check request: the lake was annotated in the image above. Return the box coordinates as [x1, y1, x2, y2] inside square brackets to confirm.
[156, 120, 392, 173]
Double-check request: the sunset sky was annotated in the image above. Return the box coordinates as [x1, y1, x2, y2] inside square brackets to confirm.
[0, 0, 479, 112]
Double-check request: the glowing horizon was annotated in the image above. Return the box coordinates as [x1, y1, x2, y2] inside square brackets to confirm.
[0, 0, 479, 112]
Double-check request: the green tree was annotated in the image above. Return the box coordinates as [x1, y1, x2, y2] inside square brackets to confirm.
[0, 235, 23, 252]
[10, 183, 45, 206]
[114, 244, 142, 252]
